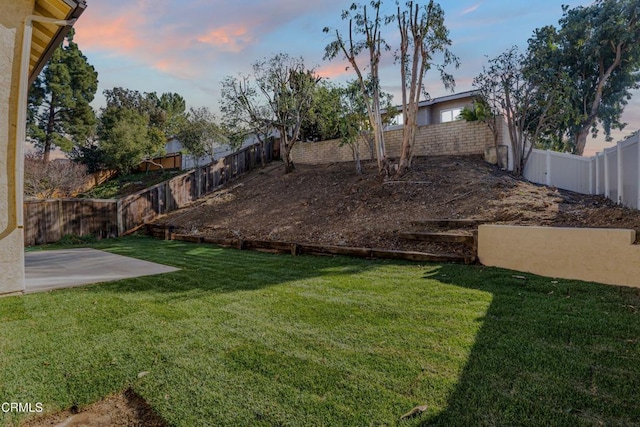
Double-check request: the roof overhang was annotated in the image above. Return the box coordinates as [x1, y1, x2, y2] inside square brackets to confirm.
[383, 90, 480, 115]
[28, 0, 87, 85]
[416, 89, 480, 108]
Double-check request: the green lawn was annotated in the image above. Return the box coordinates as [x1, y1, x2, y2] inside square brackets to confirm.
[2, 236, 639, 426]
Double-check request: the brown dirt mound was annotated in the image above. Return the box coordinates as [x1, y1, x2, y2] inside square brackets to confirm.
[154, 156, 640, 255]
[20, 389, 167, 427]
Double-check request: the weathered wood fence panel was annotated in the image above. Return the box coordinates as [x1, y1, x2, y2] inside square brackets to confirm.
[24, 141, 274, 245]
[24, 199, 118, 246]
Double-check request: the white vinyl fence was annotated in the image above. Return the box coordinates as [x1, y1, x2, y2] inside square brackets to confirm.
[523, 132, 640, 209]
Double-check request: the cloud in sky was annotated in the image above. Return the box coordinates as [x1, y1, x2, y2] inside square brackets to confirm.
[71, 0, 640, 156]
[74, 0, 345, 77]
[75, 12, 142, 53]
[461, 2, 482, 15]
[316, 61, 352, 80]
[197, 26, 253, 52]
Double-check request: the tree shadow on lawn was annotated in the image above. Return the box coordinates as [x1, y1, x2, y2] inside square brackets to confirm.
[423, 264, 640, 426]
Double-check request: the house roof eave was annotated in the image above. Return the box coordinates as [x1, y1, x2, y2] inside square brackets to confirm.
[416, 89, 480, 108]
[383, 89, 480, 115]
[28, 0, 87, 85]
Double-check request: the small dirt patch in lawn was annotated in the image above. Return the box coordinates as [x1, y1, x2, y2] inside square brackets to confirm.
[20, 389, 167, 427]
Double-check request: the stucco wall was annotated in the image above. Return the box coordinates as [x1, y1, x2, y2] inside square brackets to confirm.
[291, 120, 499, 165]
[478, 225, 640, 289]
[0, 0, 32, 295]
[429, 98, 474, 125]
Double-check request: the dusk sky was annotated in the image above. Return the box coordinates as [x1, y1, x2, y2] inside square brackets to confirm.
[72, 0, 639, 156]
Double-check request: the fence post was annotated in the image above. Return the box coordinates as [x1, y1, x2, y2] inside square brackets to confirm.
[588, 158, 594, 195]
[637, 139, 640, 210]
[116, 199, 123, 236]
[164, 183, 170, 214]
[595, 153, 600, 195]
[604, 149, 610, 199]
[617, 141, 623, 204]
[58, 199, 64, 240]
[545, 150, 551, 186]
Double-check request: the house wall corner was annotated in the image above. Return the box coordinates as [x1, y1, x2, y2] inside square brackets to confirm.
[0, 0, 33, 295]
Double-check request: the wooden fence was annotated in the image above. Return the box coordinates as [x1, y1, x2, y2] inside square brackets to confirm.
[24, 141, 273, 246]
[135, 152, 182, 172]
[24, 199, 118, 246]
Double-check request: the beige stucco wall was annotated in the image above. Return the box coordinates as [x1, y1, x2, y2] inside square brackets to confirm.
[1, 0, 32, 295]
[478, 225, 640, 288]
[429, 98, 475, 125]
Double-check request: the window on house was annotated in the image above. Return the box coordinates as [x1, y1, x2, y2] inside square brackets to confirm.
[440, 108, 463, 123]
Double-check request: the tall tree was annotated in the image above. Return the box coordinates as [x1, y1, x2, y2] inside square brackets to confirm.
[96, 88, 176, 173]
[338, 79, 397, 174]
[159, 92, 187, 137]
[101, 88, 173, 142]
[300, 81, 343, 143]
[253, 53, 320, 174]
[324, 1, 390, 176]
[98, 108, 153, 174]
[220, 74, 272, 167]
[473, 47, 560, 176]
[222, 55, 319, 173]
[394, 0, 458, 177]
[528, 0, 640, 155]
[524, 25, 575, 153]
[178, 107, 227, 166]
[27, 30, 98, 163]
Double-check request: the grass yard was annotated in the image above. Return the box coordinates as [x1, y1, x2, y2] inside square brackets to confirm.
[2, 236, 639, 426]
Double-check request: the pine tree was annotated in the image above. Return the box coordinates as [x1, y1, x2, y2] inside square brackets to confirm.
[27, 29, 98, 163]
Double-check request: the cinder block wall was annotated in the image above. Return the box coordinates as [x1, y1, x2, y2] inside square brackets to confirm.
[291, 120, 500, 164]
[290, 138, 372, 164]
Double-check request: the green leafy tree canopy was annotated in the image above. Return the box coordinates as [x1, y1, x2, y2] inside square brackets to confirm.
[527, 0, 640, 155]
[178, 107, 227, 166]
[96, 88, 184, 173]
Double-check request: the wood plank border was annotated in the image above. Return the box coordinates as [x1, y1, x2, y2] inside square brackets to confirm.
[168, 233, 470, 264]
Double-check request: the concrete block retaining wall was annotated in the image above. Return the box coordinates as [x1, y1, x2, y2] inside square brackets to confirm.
[291, 121, 499, 164]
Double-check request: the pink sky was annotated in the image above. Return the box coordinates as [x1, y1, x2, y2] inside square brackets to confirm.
[71, 0, 639, 157]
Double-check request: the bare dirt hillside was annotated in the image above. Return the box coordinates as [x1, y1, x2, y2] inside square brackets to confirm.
[154, 155, 640, 255]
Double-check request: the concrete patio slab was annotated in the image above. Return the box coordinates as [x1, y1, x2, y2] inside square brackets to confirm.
[25, 248, 179, 293]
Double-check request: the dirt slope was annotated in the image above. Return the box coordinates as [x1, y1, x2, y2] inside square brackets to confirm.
[154, 155, 640, 254]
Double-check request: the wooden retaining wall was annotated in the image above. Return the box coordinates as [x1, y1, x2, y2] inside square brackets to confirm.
[24, 141, 273, 246]
[164, 232, 473, 264]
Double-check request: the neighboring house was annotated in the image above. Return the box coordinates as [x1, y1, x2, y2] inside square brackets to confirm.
[153, 131, 280, 171]
[1, 0, 86, 295]
[137, 136, 225, 172]
[388, 90, 479, 128]
[164, 137, 183, 156]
